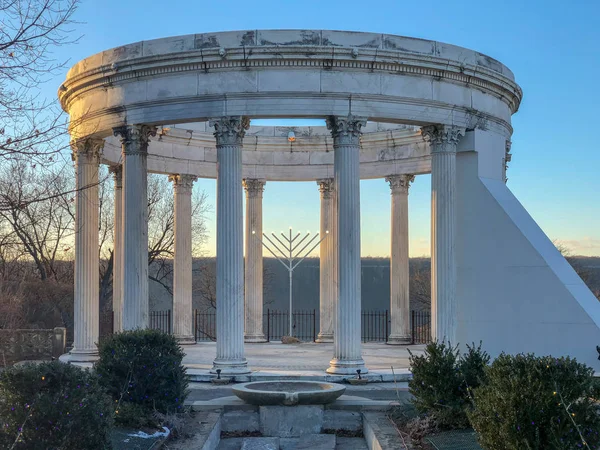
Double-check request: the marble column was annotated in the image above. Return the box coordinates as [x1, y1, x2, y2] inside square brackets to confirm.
[326, 115, 368, 375]
[210, 116, 250, 375]
[70, 138, 103, 361]
[386, 174, 414, 345]
[243, 178, 267, 343]
[316, 178, 334, 343]
[421, 125, 464, 344]
[170, 174, 197, 344]
[109, 165, 124, 333]
[113, 124, 156, 330]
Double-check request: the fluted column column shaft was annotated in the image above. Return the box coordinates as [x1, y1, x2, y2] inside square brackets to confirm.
[326, 115, 367, 375]
[171, 174, 197, 344]
[113, 124, 156, 330]
[211, 116, 250, 375]
[316, 179, 334, 343]
[244, 179, 267, 343]
[110, 166, 124, 333]
[422, 125, 464, 344]
[71, 139, 103, 361]
[386, 175, 414, 345]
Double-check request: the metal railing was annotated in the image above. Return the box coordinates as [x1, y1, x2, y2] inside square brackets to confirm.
[93, 308, 431, 345]
[411, 310, 432, 344]
[149, 310, 171, 334]
[265, 309, 317, 342]
[361, 310, 389, 342]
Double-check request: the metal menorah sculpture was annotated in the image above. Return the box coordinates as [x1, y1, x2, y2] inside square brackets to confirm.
[253, 227, 327, 337]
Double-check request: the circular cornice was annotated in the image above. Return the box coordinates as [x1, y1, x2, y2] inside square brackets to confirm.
[59, 30, 522, 140]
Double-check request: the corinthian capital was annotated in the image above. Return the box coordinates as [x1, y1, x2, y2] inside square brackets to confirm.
[169, 174, 197, 193]
[70, 137, 104, 162]
[243, 179, 266, 197]
[113, 124, 157, 155]
[209, 116, 250, 146]
[317, 178, 334, 199]
[386, 174, 415, 194]
[421, 125, 465, 153]
[109, 165, 123, 188]
[326, 115, 367, 146]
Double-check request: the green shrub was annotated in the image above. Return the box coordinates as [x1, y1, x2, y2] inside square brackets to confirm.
[469, 353, 600, 450]
[95, 329, 189, 426]
[0, 361, 113, 450]
[408, 341, 489, 429]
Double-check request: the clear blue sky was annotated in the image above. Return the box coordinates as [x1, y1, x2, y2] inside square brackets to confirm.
[47, 0, 600, 257]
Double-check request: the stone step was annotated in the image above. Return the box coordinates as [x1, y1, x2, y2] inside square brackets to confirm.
[240, 437, 280, 450]
[293, 434, 336, 450]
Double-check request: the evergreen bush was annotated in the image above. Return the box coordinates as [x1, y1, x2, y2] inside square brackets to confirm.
[469, 353, 600, 450]
[408, 341, 489, 428]
[95, 329, 189, 426]
[0, 361, 113, 450]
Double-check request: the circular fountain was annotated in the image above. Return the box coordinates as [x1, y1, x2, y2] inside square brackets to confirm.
[232, 381, 346, 406]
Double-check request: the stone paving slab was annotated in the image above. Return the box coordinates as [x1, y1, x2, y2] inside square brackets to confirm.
[183, 342, 423, 375]
[335, 437, 369, 450]
[188, 395, 402, 412]
[217, 437, 244, 450]
[293, 433, 336, 449]
[186, 383, 410, 402]
[240, 437, 279, 450]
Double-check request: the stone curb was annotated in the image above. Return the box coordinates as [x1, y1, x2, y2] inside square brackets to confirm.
[362, 412, 414, 450]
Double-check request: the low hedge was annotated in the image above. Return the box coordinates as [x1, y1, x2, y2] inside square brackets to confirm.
[408, 341, 489, 429]
[95, 329, 189, 427]
[0, 361, 113, 450]
[469, 353, 600, 450]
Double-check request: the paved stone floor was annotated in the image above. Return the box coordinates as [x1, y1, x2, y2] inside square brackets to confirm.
[183, 342, 423, 372]
[186, 382, 411, 403]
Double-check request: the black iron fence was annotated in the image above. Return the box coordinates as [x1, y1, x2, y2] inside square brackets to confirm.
[193, 309, 432, 344]
[149, 310, 171, 334]
[194, 309, 216, 341]
[411, 310, 431, 344]
[265, 309, 317, 342]
[89, 308, 431, 345]
[361, 310, 389, 342]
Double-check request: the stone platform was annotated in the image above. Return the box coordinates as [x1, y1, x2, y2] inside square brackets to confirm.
[183, 342, 422, 382]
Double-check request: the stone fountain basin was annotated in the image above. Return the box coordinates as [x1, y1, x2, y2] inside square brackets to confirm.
[232, 381, 346, 406]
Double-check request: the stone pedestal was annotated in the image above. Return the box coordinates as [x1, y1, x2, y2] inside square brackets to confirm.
[244, 179, 267, 343]
[326, 115, 367, 375]
[210, 116, 251, 375]
[316, 179, 334, 343]
[109, 165, 123, 333]
[259, 406, 324, 437]
[113, 124, 156, 330]
[170, 174, 197, 344]
[386, 174, 414, 345]
[422, 125, 464, 344]
[70, 138, 103, 362]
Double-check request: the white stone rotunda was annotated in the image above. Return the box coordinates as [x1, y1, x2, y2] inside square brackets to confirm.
[60, 30, 600, 374]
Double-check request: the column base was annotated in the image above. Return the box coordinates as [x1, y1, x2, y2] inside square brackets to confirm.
[326, 358, 368, 375]
[211, 358, 251, 375]
[244, 334, 268, 343]
[176, 335, 196, 345]
[386, 335, 412, 345]
[66, 348, 99, 363]
[315, 333, 334, 343]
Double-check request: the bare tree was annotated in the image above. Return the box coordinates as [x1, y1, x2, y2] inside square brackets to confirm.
[97, 173, 211, 311]
[0, 157, 75, 281]
[0, 0, 79, 165]
[554, 240, 600, 300]
[410, 267, 431, 311]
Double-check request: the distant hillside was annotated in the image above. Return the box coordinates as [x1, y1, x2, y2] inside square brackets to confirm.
[148, 256, 600, 314]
